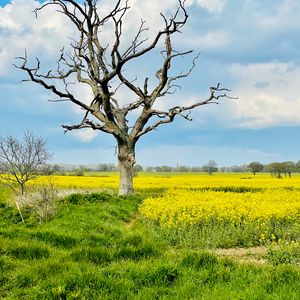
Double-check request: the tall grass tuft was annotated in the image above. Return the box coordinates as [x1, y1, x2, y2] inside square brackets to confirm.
[71, 247, 112, 265]
[7, 245, 50, 260]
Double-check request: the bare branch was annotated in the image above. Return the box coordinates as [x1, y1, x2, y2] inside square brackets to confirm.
[159, 52, 200, 97]
[0, 131, 52, 195]
[124, 0, 188, 62]
[117, 73, 144, 98]
[135, 83, 237, 138]
[122, 19, 149, 58]
[14, 51, 93, 111]
[62, 119, 110, 134]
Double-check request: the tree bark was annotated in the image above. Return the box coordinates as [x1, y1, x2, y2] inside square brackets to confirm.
[21, 183, 25, 195]
[117, 141, 136, 195]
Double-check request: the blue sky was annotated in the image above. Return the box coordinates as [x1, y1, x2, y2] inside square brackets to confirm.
[0, 0, 300, 167]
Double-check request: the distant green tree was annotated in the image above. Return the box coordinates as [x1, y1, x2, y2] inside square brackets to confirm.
[248, 161, 264, 175]
[266, 162, 285, 178]
[203, 160, 218, 175]
[97, 163, 116, 172]
[133, 164, 143, 173]
[177, 165, 190, 172]
[191, 166, 202, 172]
[282, 161, 295, 177]
[231, 165, 248, 172]
[51, 164, 61, 174]
[133, 164, 143, 177]
[74, 169, 84, 176]
[155, 166, 173, 172]
[295, 160, 300, 173]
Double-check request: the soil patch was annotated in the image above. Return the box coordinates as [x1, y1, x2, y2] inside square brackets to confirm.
[214, 246, 267, 265]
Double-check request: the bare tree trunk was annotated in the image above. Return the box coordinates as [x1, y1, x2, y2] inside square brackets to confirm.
[21, 183, 25, 195]
[117, 141, 136, 195]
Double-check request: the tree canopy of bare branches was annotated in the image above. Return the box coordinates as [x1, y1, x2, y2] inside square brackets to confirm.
[0, 131, 52, 195]
[15, 0, 235, 195]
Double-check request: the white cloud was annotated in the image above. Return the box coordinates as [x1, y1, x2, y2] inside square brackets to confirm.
[70, 128, 98, 143]
[0, 0, 187, 81]
[186, 0, 226, 13]
[0, 0, 75, 75]
[227, 62, 300, 128]
[0, 0, 174, 71]
[255, 0, 300, 33]
[181, 30, 231, 49]
[196, 0, 225, 13]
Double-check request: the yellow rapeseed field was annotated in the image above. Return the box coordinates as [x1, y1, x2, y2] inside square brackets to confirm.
[33, 172, 300, 190]
[32, 173, 300, 236]
[139, 189, 300, 227]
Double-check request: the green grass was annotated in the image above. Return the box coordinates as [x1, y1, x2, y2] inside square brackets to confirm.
[1, 187, 300, 299]
[266, 243, 300, 265]
[147, 218, 300, 249]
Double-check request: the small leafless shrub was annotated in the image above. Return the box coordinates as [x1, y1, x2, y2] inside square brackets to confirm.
[16, 182, 58, 223]
[0, 131, 52, 223]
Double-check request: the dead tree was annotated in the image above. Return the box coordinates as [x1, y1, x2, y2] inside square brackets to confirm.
[15, 0, 234, 195]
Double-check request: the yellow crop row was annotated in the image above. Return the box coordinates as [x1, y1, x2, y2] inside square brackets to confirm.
[31, 172, 300, 191]
[139, 189, 300, 228]
[31, 175, 119, 190]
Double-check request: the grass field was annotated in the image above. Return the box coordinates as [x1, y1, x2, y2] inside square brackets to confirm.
[1, 173, 300, 299]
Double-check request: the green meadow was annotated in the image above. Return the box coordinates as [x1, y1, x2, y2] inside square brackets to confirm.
[0, 186, 300, 299]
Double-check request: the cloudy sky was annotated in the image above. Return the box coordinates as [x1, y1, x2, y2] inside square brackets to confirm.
[0, 0, 300, 167]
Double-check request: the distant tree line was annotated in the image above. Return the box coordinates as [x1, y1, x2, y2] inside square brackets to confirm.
[48, 161, 219, 175]
[223, 161, 300, 178]
[48, 163, 143, 176]
[47, 160, 300, 177]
